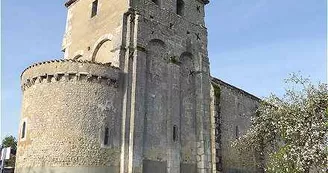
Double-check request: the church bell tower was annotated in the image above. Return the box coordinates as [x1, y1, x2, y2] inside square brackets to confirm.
[16, 0, 214, 173]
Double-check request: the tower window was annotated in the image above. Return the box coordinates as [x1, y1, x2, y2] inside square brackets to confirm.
[104, 127, 109, 145]
[91, 0, 98, 18]
[235, 126, 239, 139]
[21, 122, 26, 139]
[173, 125, 178, 142]
[152, 0, 160, 6]
[177, 0, 185, 16]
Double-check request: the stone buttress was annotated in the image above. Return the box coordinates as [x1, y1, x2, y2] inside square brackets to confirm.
[16, 0, 215, 173]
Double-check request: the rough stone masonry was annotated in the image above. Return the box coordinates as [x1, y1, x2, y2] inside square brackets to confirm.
[15, 0, 261, 173]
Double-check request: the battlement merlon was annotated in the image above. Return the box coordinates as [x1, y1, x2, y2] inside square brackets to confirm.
[65, 0, 209, 8]
[21, 59, 121, 91]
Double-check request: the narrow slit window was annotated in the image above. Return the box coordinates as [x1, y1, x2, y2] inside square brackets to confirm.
[177, 0, 185, 16]
[91, 0, 98, 18]
[173, 125, 178, 142]
[21, 122, 26, 139]
[235, 126, 239, 139]
[104, 127, 109, 145]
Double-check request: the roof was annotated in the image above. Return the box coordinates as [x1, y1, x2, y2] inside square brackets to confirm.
[211, 77, 261, 101]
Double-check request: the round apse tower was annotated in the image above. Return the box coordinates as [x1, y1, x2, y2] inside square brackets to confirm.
[15, 59, 122, 173]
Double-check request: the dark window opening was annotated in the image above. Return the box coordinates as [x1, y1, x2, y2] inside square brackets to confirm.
[91, 0, 98, 18]
[235, 126, 239, 139]
[216, 157, 223, 171]
[152, 0, 160, 6]
[21, 122, 26, 139]
[177, 0, 185, 16]
[104, 127, 109, 145]
[173, 125, 178, 142]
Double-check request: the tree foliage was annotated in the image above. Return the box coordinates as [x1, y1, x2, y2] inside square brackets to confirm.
[233, 74, 328, 173]
[2, 136, 17, 151]
[1, 135, 17, 168]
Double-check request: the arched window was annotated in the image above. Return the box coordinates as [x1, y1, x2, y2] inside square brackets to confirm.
[104, 127, 109, 145]
[177, 0, 185, 16]
[152, 0, 160, 6]
[21, 122, 26, 139]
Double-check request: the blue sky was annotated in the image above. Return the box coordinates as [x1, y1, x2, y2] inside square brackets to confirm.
[1, 0, 327, 138]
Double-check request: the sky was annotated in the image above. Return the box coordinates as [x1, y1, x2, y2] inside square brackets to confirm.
[1, 0, 327, 139]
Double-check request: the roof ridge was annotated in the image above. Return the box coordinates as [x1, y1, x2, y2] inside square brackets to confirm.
[211, 77, 261, 101]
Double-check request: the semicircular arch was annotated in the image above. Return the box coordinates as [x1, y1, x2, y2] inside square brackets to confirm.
[90, 34, 114, 62]
[147, 39, 166, 49]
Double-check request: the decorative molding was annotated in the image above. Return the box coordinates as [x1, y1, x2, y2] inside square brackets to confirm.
[22, 72, 119, 92]
[21, 59, 119, 79]
[136, 44, 147, 52]
[90, 34, 114, 61]
[73, 50, 84, 60]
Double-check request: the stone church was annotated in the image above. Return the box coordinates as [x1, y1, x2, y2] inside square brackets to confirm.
[15, 0, 260, 173]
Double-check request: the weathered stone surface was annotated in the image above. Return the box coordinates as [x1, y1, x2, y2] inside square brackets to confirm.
[211, 78, 260, 173]
[17, 61, 122, 172]
[16, 1, 260, 173]
[143, 160, 167, 173]
[62, 0, 128, 67]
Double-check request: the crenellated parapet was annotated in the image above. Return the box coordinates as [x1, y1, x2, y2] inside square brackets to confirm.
[21, 59, 121, 91]
[17, 59, 123, 171]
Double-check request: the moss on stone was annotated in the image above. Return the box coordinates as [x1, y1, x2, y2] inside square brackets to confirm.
[213, 84, 221, 100]
[168, 56, 181, 65]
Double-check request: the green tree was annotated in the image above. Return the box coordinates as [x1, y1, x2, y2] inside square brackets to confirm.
[233, 74, 328, 173]
[2, 135, 17, 168]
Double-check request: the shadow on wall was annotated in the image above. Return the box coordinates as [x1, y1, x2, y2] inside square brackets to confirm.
[23, 167, 61, 173]
[3, 168, 14, 173]
[226, 168, 255, 173]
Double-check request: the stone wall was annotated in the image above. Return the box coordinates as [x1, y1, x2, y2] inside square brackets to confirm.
[16, 0, 215, 173]
[133, 0, 207, 27]
[62, 0, 129, 67]
[16, 60, 122, 173]
[211, 78, 260, 173]
[14, 0, 265, 172]
[115, 0, 214, 172]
